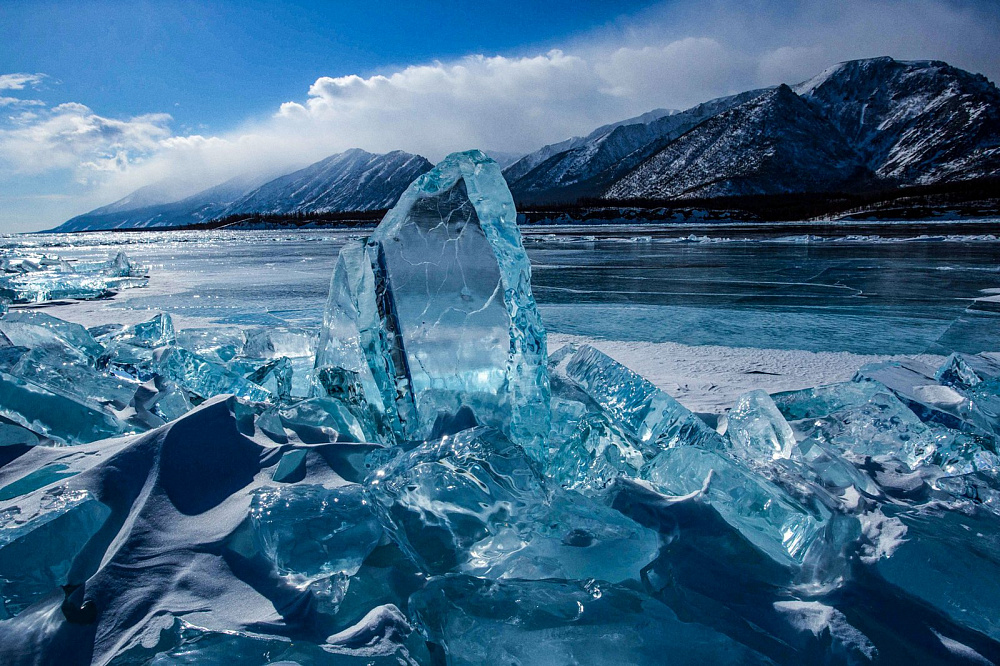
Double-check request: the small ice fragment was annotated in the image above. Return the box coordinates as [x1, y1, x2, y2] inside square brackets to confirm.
[725, 389, 795, 463]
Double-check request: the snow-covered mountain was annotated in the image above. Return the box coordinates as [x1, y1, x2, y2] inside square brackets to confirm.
[606, 85, 866, 200]
[52, 57, 1000, 230]
[52, 149, 433, 232]
[222, 149, 433, 216]
[507, 57, 999, 204]
[793, 57, 1000, 185]
[504, 94, 764, 203]
[52, 173, 274, 232]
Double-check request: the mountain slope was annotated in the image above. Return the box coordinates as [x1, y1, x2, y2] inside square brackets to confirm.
[52, 173, 272, 232]
[504, 93, 764, 203]
[794, 57, 1000, 184]
[517, 57, 1000, 204]
[605, 85, 865, 200]
[222, 149, 433, 216]
[51, 150, 434, 232]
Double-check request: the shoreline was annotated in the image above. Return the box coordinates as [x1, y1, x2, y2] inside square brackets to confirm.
[23, 216, 1000, 240]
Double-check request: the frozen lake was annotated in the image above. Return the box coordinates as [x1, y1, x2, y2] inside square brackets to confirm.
[5, 225, 999, 412]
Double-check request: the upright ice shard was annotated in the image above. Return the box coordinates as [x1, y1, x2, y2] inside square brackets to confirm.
[315, 150, 549, 451]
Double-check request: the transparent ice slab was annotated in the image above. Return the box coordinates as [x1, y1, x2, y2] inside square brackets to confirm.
[153, 346, 272, 403]
[724, 389, 796, 465]
[0, 369, 129, 444]
[0, 311, 104, 360]
[93, 312, 175, 349]
[0, 487, 111, 618]
[315, 151, 549, 451]
[11, 343, 137, 409]
[643, 445, 832, 565]
[563, 344, 723, 452]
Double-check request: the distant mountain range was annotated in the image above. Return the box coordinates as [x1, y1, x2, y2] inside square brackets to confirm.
[51, 57, 1000, 232]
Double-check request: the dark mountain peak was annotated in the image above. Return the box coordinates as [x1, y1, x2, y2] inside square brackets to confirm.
[605, 82, 864, 201]
[793, 56, 1000, 184]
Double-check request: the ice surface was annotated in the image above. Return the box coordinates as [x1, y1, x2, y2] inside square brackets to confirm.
[315, 151, 549, 452]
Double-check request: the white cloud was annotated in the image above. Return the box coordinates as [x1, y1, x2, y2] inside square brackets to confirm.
[0, 73, 46, 91]
[0, 101, 172, 178]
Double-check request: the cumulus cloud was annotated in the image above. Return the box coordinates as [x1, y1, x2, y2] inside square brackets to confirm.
[0, 101, 173, 178]
[3, 0, 1000, 230]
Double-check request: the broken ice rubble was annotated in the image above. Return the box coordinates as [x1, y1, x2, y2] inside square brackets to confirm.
[0, 250, 147, 304]
[0, 151, 999, 664]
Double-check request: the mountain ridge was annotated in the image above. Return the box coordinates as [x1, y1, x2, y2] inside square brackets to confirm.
[49, 56, 1000, 231]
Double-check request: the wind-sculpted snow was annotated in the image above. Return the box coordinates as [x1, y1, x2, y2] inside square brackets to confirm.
[1, 153, 1000, 664]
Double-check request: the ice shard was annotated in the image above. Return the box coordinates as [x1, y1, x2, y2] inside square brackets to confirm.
[0, 487, 110, 619]
[11, 343, 137, 409]
[152, 346, 272, 403]
[642, 445, 832, 565]
[856, 360, 1000, 444]
[724, 389, 796, 464]
[93, 312, 175, 349]
[0, 370, 129, 444]
[410, 577, 774, 665]
[0, 311, 104, 360]
[315, 150, 549, 451]
[0, 250, 147, 305]
[245, 483, 382, 613]
[563, 344, 723, 452]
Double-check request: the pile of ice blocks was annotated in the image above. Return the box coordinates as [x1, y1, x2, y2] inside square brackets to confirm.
[0, 152, 998, 664]
[0, 250, 148, 304]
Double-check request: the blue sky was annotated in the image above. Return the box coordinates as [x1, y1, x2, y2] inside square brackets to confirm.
[2, 0, 999, 231]
[2, 0, 655, 134]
